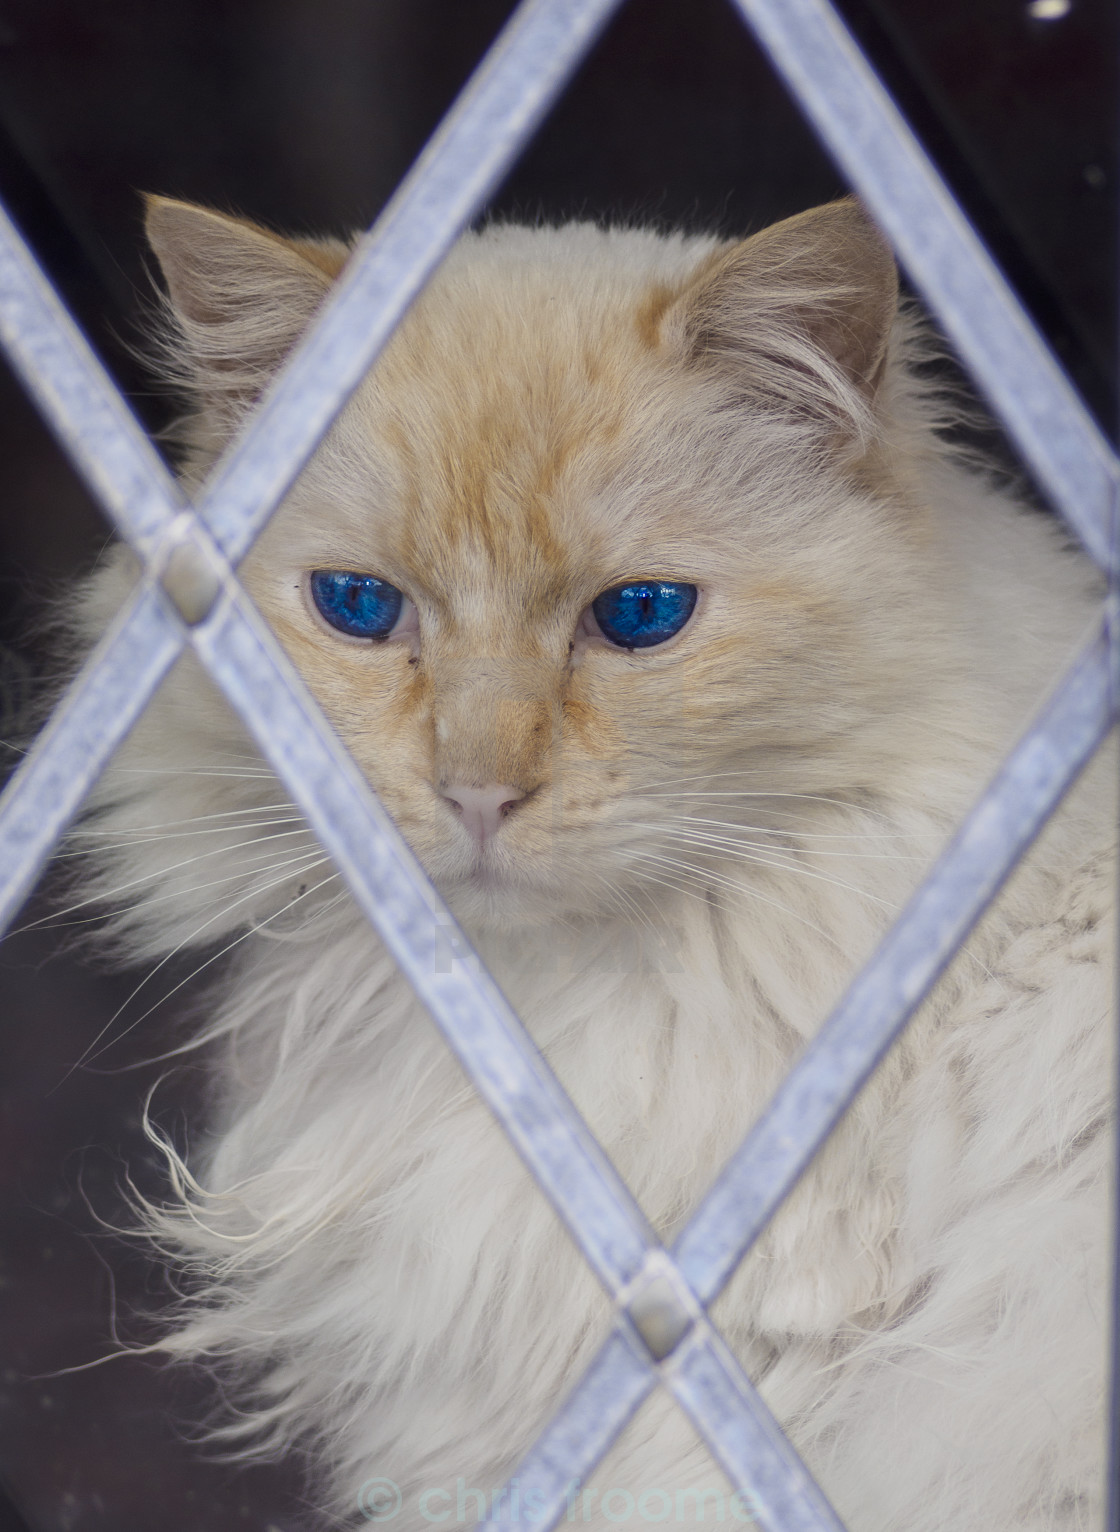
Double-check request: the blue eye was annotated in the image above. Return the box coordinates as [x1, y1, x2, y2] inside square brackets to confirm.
[310, 570, 404, 639]
[591, 581, 697, 649]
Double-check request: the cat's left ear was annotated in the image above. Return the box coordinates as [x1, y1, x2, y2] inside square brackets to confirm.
[665, 199, 898, 429]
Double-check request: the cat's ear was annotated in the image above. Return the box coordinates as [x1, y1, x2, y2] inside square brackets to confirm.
[143, 195, 350, 418]
[668, 199, 898, 432]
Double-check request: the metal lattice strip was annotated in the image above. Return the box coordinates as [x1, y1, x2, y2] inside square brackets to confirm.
[0, 2, 1114, 1530]
[730, 0, 1118, 569]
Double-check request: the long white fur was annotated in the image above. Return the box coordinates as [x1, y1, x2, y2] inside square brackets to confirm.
[68, 204, 1113, 1531]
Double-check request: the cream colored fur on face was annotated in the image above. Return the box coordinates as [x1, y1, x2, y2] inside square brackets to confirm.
[73, 198, 1113, 1531]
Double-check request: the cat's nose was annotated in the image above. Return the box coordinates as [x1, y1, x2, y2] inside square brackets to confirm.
[440, 783, 526, 847]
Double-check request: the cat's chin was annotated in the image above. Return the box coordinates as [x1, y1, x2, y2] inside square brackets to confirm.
[437, 861, 587, 932]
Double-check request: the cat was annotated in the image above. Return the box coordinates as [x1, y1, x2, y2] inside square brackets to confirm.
[68, 194, 1113, 1532]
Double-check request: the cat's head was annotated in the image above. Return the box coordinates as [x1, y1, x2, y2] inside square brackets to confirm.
[81, 198, 954, 946]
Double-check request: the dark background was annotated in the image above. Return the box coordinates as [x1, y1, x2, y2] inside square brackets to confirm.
[0, 2, 1114, 1529]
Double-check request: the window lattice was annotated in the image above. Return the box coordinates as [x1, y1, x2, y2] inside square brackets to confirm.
[0, 2, 1115, 1529]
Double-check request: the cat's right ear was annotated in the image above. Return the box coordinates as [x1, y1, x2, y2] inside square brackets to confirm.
[143, 195, 350, 420]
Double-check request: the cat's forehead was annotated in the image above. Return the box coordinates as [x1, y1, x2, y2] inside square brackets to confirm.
[320, 227, 721, 612]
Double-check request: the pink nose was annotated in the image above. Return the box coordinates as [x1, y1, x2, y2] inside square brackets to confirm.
[441, 783, 526, 847]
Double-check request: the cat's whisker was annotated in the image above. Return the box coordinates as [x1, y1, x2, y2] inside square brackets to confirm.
[639, 770, 899, 806]
[652, 813, 932, 846]
[635, 826, 1004, 986]
[651, 826, 1003, 975]
[626, 848, 1003, 1001]
[67, 801, 301, 836]
[614, 861, 722, 915]
[55, 855, 334, 1083]
[639, 788, 901, 821]
[122, 888, 357, 1071]
[628, 849, 845, 950]
[636, 775, 910, 816]
[105, 765, 278, 781]
[586, 868, 663, 944]
[645, 818, 912, 870]
[247, 885, 352, 946]
[639, 769, 787, 788]
[649, 831, 898, 911]
[620, 857, 844, 954]
[16, 831, 320, 936]
[36, 846, 329, 936]
[70, 870, 343, 1077]
[58, 815, 307, 858]
[638, 801, 913, 839]
[666, 805, 931, 840]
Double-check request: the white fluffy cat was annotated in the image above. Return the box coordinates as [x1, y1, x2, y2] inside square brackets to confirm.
[72, 196, 1113, 1531]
